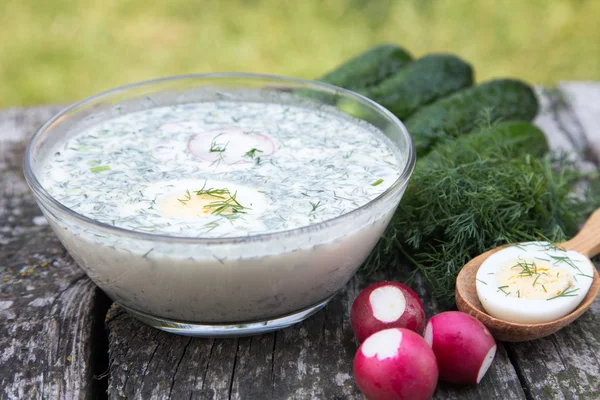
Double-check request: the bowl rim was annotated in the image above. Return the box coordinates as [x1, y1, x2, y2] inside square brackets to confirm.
[24, 72, 415, 245]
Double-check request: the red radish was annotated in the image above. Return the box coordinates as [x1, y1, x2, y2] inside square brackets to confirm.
[353, 328, 438, 400]
[424, 311, 497, 384]
[351, 281, 425, 343]
[186, 128, 275, 165]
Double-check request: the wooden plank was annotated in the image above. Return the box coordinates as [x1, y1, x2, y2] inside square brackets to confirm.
[105, 289, 361, 399]
[506, 300, 600, 399]
[0, 107, 110, 400]
[502, 87, 600, 399]
[558, 82, 600, 162]
[107, 270, 526, 399]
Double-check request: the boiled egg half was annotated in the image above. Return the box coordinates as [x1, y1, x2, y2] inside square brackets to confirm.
[475, 242, 595, 324]
[119, 179, 270, 236]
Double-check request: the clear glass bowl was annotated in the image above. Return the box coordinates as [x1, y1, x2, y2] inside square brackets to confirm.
[24, 73, 415, 337]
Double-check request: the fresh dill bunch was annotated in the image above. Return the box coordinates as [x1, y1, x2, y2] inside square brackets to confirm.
[362, 122, 600, 306]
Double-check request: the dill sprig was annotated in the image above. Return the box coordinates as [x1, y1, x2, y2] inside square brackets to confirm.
[209, 152, 226, 167]
[202, 221, 220, 232]
[178, 189, 192, 205]
[183, 181, 252, 218]
[195, 183, 229, 199]
[90, 165, 111, 173]
[244, 148, 264, 160]
[309, 200, 322, 217]
[209, 133, 229, 153]
[497, 285, 510, 295]
[361, 121, 600, 306]
[547, 285, 580, 300]
[203, 190, 250, 218]
[548, 254, 583, 273]
[511, 260, 538, 277]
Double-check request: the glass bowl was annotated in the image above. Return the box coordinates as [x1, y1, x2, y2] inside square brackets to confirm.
[24, 73, 415, 337]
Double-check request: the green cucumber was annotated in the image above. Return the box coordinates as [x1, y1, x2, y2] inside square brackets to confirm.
[362, 54, 474, 120]
[405, 79, 539, 156]
[318, 44, 413, 91]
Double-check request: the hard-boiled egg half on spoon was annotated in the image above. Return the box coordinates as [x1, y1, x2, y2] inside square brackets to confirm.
[475, 242, 595, 324]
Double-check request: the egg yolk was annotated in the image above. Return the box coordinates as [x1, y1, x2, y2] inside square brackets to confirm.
[160, 191, 226, 218]
[497, 261, 572, 300]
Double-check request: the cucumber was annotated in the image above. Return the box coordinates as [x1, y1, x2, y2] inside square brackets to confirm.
[362, 54, 474, 120]
[405, 79, 539, 156]
[318, 44, 413, 91]
[424, 121, 548, 166]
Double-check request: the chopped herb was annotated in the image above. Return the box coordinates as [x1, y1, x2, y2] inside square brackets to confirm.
[90, 165, 111, 173]
[532, 274, 542, 287]
[203, 221, 220, 232]
[142, 248, 154, 258]
[178, 189, 192, 205]
[547, 285, 580, 300]
[476, 278, 487, 285]
[209, 133, 229, 153]
[201, 189, 250, 218]
[244, 148, 263, 160]
[371, 179, 384, 187]
[309, 200, 322, 216]
[209, 152, 225, 167]
[213, 255, 225, 264]
[542, 285, 547, 293]
[576, 273, 594, 279]
[511, 260, 538, 277]
[548, 255, 583, 273]
[71, 145, 88, 152]
[195, 182, 230, 199]
[497, 285, 509, 295]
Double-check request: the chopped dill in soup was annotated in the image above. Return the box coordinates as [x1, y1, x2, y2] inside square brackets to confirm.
[42, 101, 401, 238]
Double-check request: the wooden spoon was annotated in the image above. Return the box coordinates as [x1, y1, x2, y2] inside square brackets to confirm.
[456, 209, 600, 342]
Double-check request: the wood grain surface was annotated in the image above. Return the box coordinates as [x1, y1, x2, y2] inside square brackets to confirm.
[1, 85, 599, 399]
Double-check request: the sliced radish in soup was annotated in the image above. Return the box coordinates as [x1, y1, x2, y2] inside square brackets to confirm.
[187, 128, 275, 165]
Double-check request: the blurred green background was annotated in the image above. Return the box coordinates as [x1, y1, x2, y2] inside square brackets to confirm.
[1, 0, 599, 108]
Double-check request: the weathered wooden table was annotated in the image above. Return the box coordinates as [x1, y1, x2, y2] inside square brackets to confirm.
[2, 83, 600, 400]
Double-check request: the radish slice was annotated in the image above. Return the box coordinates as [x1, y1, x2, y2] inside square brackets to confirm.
[424, 311, 497, 385]
[353, 328, 438, 400]
[351, 281, 426, 343]
[187, 128, 275, 165]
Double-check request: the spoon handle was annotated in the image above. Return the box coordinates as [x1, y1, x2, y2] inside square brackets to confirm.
[562, 208, 600, 258]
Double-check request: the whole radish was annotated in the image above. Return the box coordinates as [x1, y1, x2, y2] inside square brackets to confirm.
[353, 328, 438, 400]
[351, 281, 425, 343]
[424, 311, 497, 384]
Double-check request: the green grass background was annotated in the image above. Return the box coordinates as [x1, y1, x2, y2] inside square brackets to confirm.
[1, 0, 599, 107]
